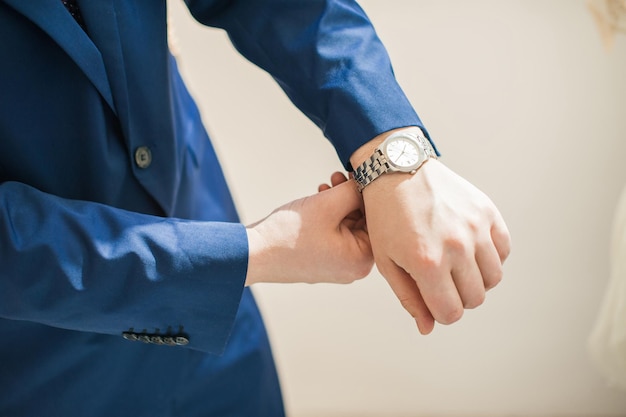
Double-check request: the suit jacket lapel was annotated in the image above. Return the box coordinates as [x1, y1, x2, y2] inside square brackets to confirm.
[2, 0, 116, 114]
[80, 0, 179, 215]
[5, 0, 178, 215]
[78, 0, 132, 145]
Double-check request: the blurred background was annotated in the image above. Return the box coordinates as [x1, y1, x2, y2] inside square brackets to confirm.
[168, 1, 626, 416]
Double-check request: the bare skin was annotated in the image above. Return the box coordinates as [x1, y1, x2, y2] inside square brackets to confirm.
[350, 127, 511, 334]
[245, 126, 511, 335]
[245, 178, 373, 286]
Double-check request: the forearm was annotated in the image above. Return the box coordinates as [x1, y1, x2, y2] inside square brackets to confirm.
[244, 221, 289, 287]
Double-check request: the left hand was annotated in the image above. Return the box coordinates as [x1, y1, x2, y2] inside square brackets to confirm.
[351, 128, 511, 334]
[245, 172, 373, 286]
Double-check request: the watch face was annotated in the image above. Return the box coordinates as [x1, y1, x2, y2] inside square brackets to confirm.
[384, 135, 423, 170]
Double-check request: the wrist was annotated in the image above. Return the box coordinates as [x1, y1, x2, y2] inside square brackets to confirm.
[351, 127, 435, 193]
[245, 227, 268, 286]
[245, 216, 300, 286]
[349, 126, 425, 169]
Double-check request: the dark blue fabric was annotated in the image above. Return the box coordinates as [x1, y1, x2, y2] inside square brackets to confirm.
[61, 0, 86, 30]
[186, 0, 435, 167]
[0, 0, 429, 414]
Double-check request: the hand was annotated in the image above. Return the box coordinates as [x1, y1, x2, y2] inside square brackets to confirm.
[352, 128, 511, 334]
[245, 175, 373, 285]
[317, 171, 351, 193]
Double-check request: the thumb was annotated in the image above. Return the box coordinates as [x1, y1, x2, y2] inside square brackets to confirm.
[316, 180, 363, 220]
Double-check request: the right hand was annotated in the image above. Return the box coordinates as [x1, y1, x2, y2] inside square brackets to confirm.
[245, 175, 373, 285]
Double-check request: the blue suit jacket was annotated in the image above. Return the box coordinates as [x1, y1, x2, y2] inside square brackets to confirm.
[0, 0, 426, 415]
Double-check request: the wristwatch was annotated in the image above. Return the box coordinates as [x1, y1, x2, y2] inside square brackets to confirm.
[353, 131, 437, 192]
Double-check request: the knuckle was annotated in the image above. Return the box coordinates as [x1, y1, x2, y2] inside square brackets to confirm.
[463, 291, 485, 309]
[439, 305, 464, 325]
[485, 268, 504, 290]
[414, 253, 443, 277]
[443, 236, 473, 262]
[500, 241, 512, 262]
[444, 236, 468, 254]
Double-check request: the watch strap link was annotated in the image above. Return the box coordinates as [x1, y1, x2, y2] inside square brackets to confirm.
[353, 149, 390, 192]
[416, 134, 438, 160]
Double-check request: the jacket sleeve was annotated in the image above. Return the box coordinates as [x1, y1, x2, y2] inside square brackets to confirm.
[0, 180, 247, 354]
[184, 0, 435, 168]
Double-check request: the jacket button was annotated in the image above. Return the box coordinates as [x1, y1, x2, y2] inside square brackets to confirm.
[122, 332, 138, 341]
[175, 336, 189, 346]
[162, 336, 176, 346]
[150, 335, 165, 345]
[134, 146, 152, 169]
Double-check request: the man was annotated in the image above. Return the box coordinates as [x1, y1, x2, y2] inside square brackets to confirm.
[0, 0, 510, 415]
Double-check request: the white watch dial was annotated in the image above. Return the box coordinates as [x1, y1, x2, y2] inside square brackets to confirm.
[385, 137, 421, 168]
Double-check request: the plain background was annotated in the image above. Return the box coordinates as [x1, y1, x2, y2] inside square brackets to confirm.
[168, 1, 626, 416]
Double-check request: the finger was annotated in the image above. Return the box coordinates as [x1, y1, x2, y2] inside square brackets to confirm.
[319, 172, 350, 193]
[318, 183, 331, 192]
[475, 234, 504, 291]
[317, 180, 364, 220]
[378, 259, 435, 334]
[330, 171, 349, 187]
[451, 257, 486, 309]
[414, 262, 464, 325]
[491, 212, 511, 263]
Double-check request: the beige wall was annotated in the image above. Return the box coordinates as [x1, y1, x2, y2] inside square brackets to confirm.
[168, 1, 626, 416]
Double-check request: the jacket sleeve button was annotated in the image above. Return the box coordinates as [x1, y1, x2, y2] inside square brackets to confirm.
[122, 332, 138, 341]
[162, 336, 176, 346]
[134, 146, 152, 169]
[175, 336, 189, 346]
[150, 335, 165, 345]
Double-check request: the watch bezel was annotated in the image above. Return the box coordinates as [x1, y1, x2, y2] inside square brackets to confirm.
[381, 132, 427, 172]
